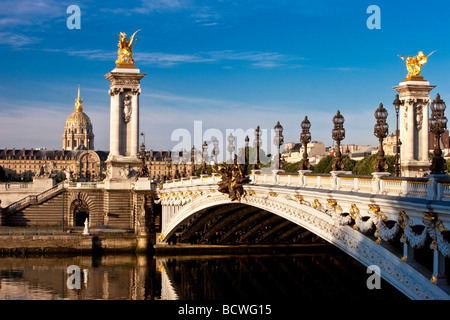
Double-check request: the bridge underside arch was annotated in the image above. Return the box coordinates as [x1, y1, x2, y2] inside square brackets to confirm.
[167, 202, 323, 245]
[160, 191, 450, 299]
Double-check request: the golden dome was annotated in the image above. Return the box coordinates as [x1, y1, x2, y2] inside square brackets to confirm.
[65, 86, 93, 128]
[65, 111, 92, 127]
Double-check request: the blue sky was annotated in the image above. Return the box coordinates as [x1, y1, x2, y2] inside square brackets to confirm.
[0, 0, 449, 153]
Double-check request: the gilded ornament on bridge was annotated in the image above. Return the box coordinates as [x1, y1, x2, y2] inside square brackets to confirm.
[213, 156, 250, 202]
[116, 30, 140, 67]
[398, 51, 435, 80]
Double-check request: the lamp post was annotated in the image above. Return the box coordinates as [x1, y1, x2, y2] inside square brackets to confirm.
[332, 110, 345, 171]
[374, 103, 389, 172]
[191, 146, 196, 176]
[201, 141, 208, 174]
[227, 133, 235, 164]
[274, 121, 284, 170]
[429, 93, 448, 175]
[300, 116, 311, 170]
[253, 125, 262, 170]
[245, 135, 250, 168]
[392, 94, 402, 176]
[212, 137, 219, 165]
[181, 149, 188, 177]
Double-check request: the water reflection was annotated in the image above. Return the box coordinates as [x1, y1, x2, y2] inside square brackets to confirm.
[0, 247, 407, 300]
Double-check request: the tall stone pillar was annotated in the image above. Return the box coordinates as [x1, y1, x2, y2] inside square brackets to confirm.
[104, 66, 146, 182]
[393, 79, 435, 177]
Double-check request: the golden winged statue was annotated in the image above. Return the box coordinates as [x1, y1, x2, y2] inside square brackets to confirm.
[398, 50, 435, 80]
[116, 30, 140, 67]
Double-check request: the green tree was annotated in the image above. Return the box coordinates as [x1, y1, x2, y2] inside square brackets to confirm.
[237, 146, 271, 166]
[313, 155, 333, 173]
[313, 155, 356, 173]
[283, 161, 301, 173]
[353, 154, 396, 175]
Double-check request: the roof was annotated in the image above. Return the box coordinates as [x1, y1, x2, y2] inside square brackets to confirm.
[0, 149, 109, 161]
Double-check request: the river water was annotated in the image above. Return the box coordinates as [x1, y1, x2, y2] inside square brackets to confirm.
[0, 246, 407, 301]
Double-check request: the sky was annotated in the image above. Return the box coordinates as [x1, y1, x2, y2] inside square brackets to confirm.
[0, 0, 449, 155]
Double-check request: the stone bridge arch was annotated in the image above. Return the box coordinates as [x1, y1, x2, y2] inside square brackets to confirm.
[158, 184, 450, 300]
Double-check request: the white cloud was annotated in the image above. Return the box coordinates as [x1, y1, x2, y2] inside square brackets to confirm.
[138, 89, 377, 152]
[0, 86, 378, 152]
[44, 46, 304, 69]
[0, 31, 40, 47]
[0, 0, 66, 28]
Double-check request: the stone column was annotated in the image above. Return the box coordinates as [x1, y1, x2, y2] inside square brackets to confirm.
[393, 79, 435, 177]
[104, 67, 146, 183]
[105, 67, 146, 160]
[109, 88, 122, 157]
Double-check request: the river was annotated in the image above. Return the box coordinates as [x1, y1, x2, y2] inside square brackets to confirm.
[0, 245, 407, 301]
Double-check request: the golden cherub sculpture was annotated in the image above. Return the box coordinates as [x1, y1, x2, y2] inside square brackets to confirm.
[398, 50, 435, 80]
[116, 30, 140, 67]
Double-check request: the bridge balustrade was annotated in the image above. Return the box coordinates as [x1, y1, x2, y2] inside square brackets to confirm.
[0, 182, 31, 190]
[162, 171, 449, 202]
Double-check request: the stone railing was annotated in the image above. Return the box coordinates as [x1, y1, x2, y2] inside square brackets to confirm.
[66, 181, 105, 189]
[0, 182, 31, 190]
[161, 175, 221, 189]
[4, 182, 64, 213]
[161, 170, 450, 201]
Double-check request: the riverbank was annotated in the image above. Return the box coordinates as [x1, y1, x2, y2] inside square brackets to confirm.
[154, 242, 332, 256]
[0, 232, 332, 256]
[0, 234, 139, 254]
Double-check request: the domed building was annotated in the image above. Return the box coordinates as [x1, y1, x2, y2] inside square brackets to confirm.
[63, 86, 95, 151]
[0, 86, 184, 183]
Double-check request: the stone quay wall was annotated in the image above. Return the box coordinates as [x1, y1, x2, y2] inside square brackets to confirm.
[0, 234, 140, 254]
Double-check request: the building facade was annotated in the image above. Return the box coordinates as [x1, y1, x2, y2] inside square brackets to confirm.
[0, 87, 194, 182]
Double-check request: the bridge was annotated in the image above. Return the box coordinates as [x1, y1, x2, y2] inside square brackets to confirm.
[1, 40, 449, 300]
[157, 169, 450, 300]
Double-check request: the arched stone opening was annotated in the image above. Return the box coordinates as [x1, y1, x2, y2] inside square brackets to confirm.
[71, 199, 90, 226]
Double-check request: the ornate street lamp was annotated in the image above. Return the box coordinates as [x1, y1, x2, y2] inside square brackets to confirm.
[180, 149, 188, 177]
[374, 103, 389, 172]
[136, 132, 151, 180]
[332, 110, 345, 171]
[429, 93, 448, 174]
[253, 125, 262, 170]
[274, 121, 284, 170]
[201, 141, 208, 174]
[190, 145, 196, 175]
[212, 137, 219, 165]
[300, 116, 311, 170]
[244, 135, 250, 168]
[392, 94, 402, 176]
[227, 133, 235, 164]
